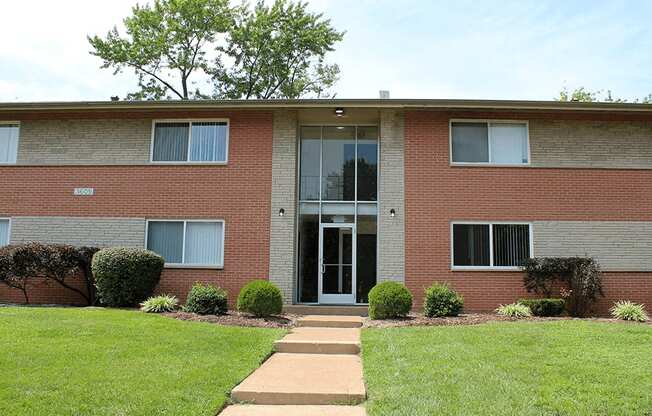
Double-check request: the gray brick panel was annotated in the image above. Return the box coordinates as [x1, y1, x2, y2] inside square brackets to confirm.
[533, 221, 652, 271]
[9, 216, 146, 248]
[269, 110, 298, 302]
[530, 119, 652, 169]
[17, 119, 151, 165]
[378, 110, 405, 282]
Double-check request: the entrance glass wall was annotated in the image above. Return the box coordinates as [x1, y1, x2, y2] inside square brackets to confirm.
[297, 125, 378, 304]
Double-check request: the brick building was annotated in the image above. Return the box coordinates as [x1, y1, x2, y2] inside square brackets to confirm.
[0, 99, 650, 314]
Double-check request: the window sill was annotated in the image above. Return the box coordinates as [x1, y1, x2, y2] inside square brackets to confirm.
[149, 161, 228, 166]
[450, 162, 530, 168]
[451, 267, 522, 272]
[164, 264, 224, 270]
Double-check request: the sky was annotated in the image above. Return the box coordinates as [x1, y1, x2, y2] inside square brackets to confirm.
[1, 0, 651, 102]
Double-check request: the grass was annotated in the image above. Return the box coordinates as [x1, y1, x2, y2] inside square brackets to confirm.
[0, 307, 285, 416]
[362, 320, 652, 416]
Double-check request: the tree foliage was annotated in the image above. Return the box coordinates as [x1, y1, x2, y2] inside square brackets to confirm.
[522, 257, 604, 317]
[213, 0, 344, 99]
[0, 243, 99, 304]
[88, 0, 343, 100]
[89, 0, 232, 100]
[556, 86, 652, 103]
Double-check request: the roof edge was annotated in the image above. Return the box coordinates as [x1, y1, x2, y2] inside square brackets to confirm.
[1, 98, 652, 112]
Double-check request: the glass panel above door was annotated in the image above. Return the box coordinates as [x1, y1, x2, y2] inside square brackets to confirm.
[300, 126, 321, 200]
[357, 126, 378, 201]
[322, 126, 356, 201]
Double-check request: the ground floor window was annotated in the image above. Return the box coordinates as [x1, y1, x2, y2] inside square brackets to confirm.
[146, 220, 224, 267]
[452, 222, 531, 269]
[0, 219, 9, 246]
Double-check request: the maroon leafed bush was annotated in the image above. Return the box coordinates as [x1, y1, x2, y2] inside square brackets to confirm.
[0, 242, 99, 304]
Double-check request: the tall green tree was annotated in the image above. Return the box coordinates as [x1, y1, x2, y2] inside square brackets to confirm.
[88, 0, 232, 100]
[88, 0, 344, 100]
[212, 0, 344, 99]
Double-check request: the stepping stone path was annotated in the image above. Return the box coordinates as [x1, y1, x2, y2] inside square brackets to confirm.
[220, 315, 367, 416]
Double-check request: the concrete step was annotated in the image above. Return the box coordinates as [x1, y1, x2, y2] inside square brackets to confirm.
[284, 305, 368, 317]
[297, 315, 364, 328]
[219, 405, 366, 416]
[274, 328, 361, 354]
[231, 353, 366, 405]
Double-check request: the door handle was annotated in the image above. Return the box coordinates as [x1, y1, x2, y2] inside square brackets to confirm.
[321, 264, 325, 274]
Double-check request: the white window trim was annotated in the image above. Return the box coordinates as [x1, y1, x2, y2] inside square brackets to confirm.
[0, 121, 20, 165]
[450, 221, 534, 271]
[149, 119, 229, 165]
[0, 217, 10, 246]
[145, 219, 226, 269]
[449, 119, 531, 167]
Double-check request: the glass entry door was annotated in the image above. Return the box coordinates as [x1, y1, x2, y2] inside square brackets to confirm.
[319, 223, 356, 304]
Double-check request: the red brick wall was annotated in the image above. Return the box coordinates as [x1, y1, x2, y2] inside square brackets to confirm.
[404, 110, 652, 315]
[0, 110, 272, 307]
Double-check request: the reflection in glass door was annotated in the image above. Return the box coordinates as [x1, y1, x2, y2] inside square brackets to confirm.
[319, 223, 356, 304]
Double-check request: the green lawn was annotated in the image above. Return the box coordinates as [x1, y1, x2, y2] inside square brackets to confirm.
[362, 321, 652, 416]
[0, 307, 285, 416]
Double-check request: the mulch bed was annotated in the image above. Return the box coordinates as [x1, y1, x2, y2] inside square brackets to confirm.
[362, 313, 652, 328]
[164, 310, 300, 328]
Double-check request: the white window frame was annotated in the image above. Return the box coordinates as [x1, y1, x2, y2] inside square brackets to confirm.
[0, 121, 20, 165]
[449, 119, 530, 166]
[450, 221, 534, 271]
[145, 219, 225, 269]
[149, 119, 230, 164]
[0, 217, 10, 246]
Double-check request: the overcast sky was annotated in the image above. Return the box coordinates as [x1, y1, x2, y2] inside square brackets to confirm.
[1, 0, 651, 102]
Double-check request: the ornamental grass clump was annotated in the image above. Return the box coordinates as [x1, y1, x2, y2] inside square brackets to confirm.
[140, 294, 179, 313]
[496, 303, 532, 318]
[610, 301, 649, 322]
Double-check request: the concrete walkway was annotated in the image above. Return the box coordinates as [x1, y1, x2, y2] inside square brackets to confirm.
[220, 315, 367, 416]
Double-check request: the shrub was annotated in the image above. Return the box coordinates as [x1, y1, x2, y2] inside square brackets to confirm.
[0, 243, 100, 305]
[517, 298, 565, 317]
[140, 294, 179, 313]
[237, 280, 283, 317]
[184, 283, 228, 315]
[522, 257, 603, 317]
[92, 248, 164, 307]
[610, 301, 649, 322]
[496, 303, 532, 318]
[368, 281, 413, 320]
[423, 283, 464, 317]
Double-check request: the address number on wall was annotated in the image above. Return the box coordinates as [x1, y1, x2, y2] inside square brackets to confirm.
[73, 188, 95, 196]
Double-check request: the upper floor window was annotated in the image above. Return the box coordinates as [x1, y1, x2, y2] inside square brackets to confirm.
[451, 121, 528, 165]
[146, 220, 224, 268]
[452, 222, 532, 269]
[151, 120, 228, 163]
[0, 123, 19, 164]
[0, 219, 9, 247]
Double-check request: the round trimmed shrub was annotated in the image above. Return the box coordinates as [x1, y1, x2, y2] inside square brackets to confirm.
[368, 281, 413, 320]
[184, 283, 228, 315]
[237, 280, 283, 317]
[424, 283, 464, 317]
[92, 248, 164, 307]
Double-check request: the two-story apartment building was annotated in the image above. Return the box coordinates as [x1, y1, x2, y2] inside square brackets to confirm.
[0, 99, 650, 314]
